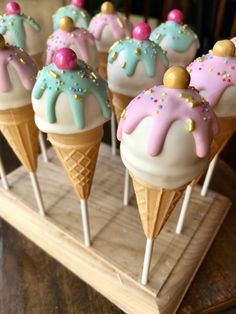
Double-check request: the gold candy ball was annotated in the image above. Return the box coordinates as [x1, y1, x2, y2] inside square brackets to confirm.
[59, 16, 74, 32]
[163, 66, 190, 89]
[101, 1, 115, 14]
[213, 40, 235, 57]
[0, 34, 5, 49]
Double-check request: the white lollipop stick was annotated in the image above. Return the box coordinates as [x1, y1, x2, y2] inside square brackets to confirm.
[0, 155, 9, 190]
[176, 185, 193, 234]
[111, 112, 117, 156]
[141, 238, 154, 285]
[38, 131, 49, 162]
[80, 199, 91, 247]
[29, 172, 45, 216]
[123, 168, 130, 206]
[201, 153, 219, 197]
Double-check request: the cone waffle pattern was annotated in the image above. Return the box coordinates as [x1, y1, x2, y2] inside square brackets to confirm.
[48, 126, 103, 200]
[0, 105, 39, 172]
[98, 51, 108, 80]
[131, 173, 186, 239]
[210, 116, 236, 159]
[31, 52, 43, 69]
[111, 92, 133, 122]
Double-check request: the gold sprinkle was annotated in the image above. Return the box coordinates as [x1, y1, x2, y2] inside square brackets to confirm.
[156, 33, 161, 40]
[48, 70, 59, 79]
[179, 93, 202, 108]
[121, 61, 126, 68]
[27, 15, 32, 20]
[74, 94, 83, 101]
[91, 72, 97, 79]
[120, 109, 126, 118]
[112, 52, 118, 60]
[41, 86, 46, 90]
[108, 40, 121, 53]
[196, 57, 204, 62]
[188, 119, 195, 132]
[209, 49, 213, 54]
[71, 33, 75, 38]
[81, 11, 88, 18]
[144, 89, 153, 94]
[183, 24, 188, 30]
[152, 110, 159, 115]
[161, 92, 166, 96]
[125, 36, 131, 39]
[20, 58, 26, 64]
[117, 17, 124, 28]
[208, 68, 213, 72]
[72, 10, 77, 15]
[135, 48, 141, 55]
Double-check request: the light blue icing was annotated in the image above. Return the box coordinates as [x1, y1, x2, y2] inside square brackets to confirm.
[32, 60, 111, 129]
[150, 21, 199, 52]
[53, 5, 90, 30]
[108, 38, 169, 77]
[0, 14, 40, 49]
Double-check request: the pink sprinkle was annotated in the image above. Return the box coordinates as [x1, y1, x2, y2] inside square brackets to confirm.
[198, 67, 202, 70]
[228, 79, 231, 82]
[217, 72, 220, 75]
[154, 99, 158, 102]
[231, 66, 235, 69]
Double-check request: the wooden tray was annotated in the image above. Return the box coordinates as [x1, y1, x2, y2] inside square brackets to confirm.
[0, 145, 231, 314]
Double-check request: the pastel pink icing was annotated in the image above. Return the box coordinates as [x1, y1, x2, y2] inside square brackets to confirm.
[0, 45, 38, 92]
[187, 53, 236, 106]
[53, 48, 77, 70]
[117, 86, 219, 157]
[46, 27, 95, 65]
[88, 12, 131, 41]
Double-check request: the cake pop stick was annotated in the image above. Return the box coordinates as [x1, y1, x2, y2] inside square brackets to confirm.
[38, 131, 49, 163]
[123, 167, 130, 206]
[111, 111, 117, 155]
[0, 35, 46, 215]
[201, 153, 219, 196]
[0, 154, 9, 190]
[29, 172, 45, 216]
[32, 48, 111, 246]
[175, 185, 193, 234]
[117, 67, 218, 284]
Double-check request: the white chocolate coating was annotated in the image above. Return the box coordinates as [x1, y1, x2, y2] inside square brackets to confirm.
[160, 37, 198, 67]
[32, 92, 108, 134]
[107, 50, 167, 97]
[95, 25, 117, 52]
[4, 22, 43, 56]
[69, 42, 98, 69]
[200, 87, 236, 118]
[0, 65, 32, 109]
[120, 117, 209, 189]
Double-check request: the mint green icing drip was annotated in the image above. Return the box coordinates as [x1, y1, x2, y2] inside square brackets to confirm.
[32, 60, 111, 129]
[150, 21, 199, 52]
[0, 14, 40, 49]
[108, 38, 168, 77]
[53, 5, 90, 30]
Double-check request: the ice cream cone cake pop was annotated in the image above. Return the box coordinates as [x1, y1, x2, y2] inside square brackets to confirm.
[150, 9, 199, 67]
[0, 2, 43, 65]
[108, 22, 168, 122]
[88, 1, 132, 79]
[187, 39, 236, 197]
[53, 0, 90, 31]
[0, 34, 45, 215]
[117, 66, 218, 284]
[32, 48, 111, 246]
[46, 16, 98, 69]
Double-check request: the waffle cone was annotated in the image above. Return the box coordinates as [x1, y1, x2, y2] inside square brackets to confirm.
[0, 105, 39, 172]
[210, 116, 236, 159]
[130, 173, 187, 239]
[31, 52, 43, 69]
[111, 91, 133, 122]
[98, 51, 108, 80]
[48, 126, 103, 200]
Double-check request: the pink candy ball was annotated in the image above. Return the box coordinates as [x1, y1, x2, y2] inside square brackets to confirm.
[167, 9, 183, 23]
[71, 0, 84, 8]
[5, 1, 21, 15]
[132, 22, 151, 41]
[53, 48, 77, 70]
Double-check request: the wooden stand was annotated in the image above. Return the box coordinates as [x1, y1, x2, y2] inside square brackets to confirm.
[0, 145, 231, 314]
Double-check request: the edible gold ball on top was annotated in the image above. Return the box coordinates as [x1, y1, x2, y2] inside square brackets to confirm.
[59, 16, 74, 32]
[0, 34, 5, 49]
[213, 40, 235, 57]
[101, 1, 115, 14]
[163, 66, 190, 89]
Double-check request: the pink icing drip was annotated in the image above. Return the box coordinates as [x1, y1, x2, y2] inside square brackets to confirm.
[88, 13, 131, 41]
[46, 28, 95, 65]
[0, 45, 37, 92]
[187, 54, 236, 106]
[117, 86, 219, 158]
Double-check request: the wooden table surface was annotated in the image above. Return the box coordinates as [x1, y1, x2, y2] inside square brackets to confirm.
[0, 136, 236, 314]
